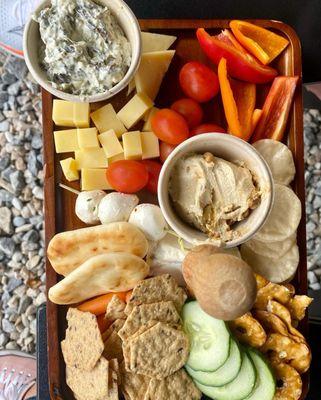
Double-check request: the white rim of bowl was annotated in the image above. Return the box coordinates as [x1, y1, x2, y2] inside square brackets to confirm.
[22, 0, 141, 102]
[158, 133, 275, 248]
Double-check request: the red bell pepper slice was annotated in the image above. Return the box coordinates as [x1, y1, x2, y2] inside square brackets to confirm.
[196, 28, 278, 84]
[251, 76, 299, 142]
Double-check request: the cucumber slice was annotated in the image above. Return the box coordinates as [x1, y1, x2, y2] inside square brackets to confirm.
[182, 301, 230, 372]
[186, 339, 242, 386]
[244, 349, 275, 400]
[195, 352, 256, 400]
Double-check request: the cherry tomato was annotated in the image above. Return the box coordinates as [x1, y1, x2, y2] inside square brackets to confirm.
[160, 141, 177, 163]
[151, 109, 189, 145]
[179, 61, 219, 102]
[190, 123, 226, 136]
[171, 98, 204, 128]
[106, 160, 148, 194]
[142, 160, 162, 194]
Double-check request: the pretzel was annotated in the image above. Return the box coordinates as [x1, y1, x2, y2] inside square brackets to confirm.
[272, 361, 302, 400]
[229, 312, 266, 348]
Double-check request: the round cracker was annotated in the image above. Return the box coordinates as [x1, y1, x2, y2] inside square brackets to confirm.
[253, 139, 295, 185]
[240, 242, 299, 283]
[243, 233, 296, 260]
[254, 184, 301, 243]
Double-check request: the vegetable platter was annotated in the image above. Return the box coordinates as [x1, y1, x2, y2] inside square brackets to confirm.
[40, 17, 308, 400]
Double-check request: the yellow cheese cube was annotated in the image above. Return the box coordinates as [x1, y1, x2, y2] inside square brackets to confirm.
[77, 128, 99, 149]
[143, 107, 159, 131]
[75, 148, 108, 169]
[127, 79, 136, 96]
[81, 168, 112, 191]
[52, 100, 74, 127]
[54, 129, 79, 153]
[141, 132, 160, 159]
[135, 51, 175, 101]
[91, 104, 126, 137]
[122, 131, 142, 160]
[98, 130, 123, 158]
[108, 152, 125, 164]
[60, 158, 79, 182]
[141, 32, 177, 53]
[73, 103, 90, 128]
[117, 93, 153, 129]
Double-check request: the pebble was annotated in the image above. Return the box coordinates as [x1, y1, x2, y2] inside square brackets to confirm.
[0, 207, 12, 234]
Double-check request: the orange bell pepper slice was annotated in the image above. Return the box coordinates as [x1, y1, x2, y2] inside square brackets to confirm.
[251, 76, 298, 142]
[77, 291, 129, 315]
[218, 58, 256, 141]
[230, 20, 289, 65]
[251, 109, 263, 134]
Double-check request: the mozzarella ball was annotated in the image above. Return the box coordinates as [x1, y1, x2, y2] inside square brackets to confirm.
[75, 191, 106, 224]
[129, 204, 168, 241]
[98, 192, 139, 224]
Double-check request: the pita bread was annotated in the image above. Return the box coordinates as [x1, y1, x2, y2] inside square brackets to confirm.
[49, 253, 150, 305]
[47, 222, 148, 276]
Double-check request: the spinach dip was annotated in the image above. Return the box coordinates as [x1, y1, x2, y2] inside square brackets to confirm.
[35, 0, 131, 97]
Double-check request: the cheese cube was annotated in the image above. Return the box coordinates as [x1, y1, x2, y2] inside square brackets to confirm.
[141, 132, 160, 159]
[54, 129, 79, 153]
[75, 148, 108, 169]
[122, 131, 142, 160]
[81, 168, 112, 191]
[108, 152, 125, 164]
[77, 128, 99, 149]
[135, 51, 175, 101]
[117, 93, 153, 129]
[91, 104, 126, 137]
[60, 158, 79, 181]
[143, 107, 159, 131]
[127, 79, 136, 96]
[141, 32, 177, 53]
[52, 100, 74, 127]
[73, 102, 90, 128]
[98, 130, 123, 158]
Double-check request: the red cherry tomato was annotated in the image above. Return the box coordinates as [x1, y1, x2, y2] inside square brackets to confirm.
[179, 61, 219, 102]
[171, 98, 204, 128]
[142, 160, 162, 194]
[106, 160, 148, 194]
[190, 123, 226, 136]
[151, 109, 189, 145]
[160, 141, 177, 163]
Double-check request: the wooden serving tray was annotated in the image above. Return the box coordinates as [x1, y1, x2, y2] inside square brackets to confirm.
[42, 19, 307, 400]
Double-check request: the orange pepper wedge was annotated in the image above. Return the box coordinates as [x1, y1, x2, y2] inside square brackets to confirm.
[218, 58, 256, 141]
[251, 109, 263, 135]
[230, 20, 289, 65]
[77, 291, 129, 316]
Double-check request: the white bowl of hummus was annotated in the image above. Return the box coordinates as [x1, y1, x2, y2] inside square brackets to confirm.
[23, 0, 141, 102]
[158, 133, 274, 248]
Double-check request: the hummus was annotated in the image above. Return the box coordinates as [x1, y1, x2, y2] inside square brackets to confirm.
[169, 152, 261, 242]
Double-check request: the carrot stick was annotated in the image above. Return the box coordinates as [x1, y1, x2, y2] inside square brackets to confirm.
[250, 109, 263, 136]
[77, 291, 128, 315]
[126, 290, 133, 304]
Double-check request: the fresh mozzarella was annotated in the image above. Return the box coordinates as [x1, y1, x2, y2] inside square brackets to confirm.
[129, 204, 168, 241]
[75, 190, 106, 224]
[98, 193, 139, 224]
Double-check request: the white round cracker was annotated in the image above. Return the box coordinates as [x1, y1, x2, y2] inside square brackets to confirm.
[240, 242, 299, 283]
[254, 184, 301, 243]
[243, 233, 296, 260]
[253, 139, 295, 185]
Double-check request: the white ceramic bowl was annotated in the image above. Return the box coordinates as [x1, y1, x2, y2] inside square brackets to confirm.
[158, 133, 274, 248]
[23, 0, 141, 102]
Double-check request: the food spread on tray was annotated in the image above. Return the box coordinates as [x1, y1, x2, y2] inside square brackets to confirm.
[40, 9, 312, 400]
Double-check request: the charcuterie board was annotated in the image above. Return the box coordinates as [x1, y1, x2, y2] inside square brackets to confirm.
[42, 19, 307, 400]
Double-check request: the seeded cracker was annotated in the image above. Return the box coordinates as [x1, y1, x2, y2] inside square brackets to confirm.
[120, 362, 150, 400]
[125, 274, 187, 315]
[102, 319, 125, 342]
[106, 295, 126, 321]
[119, 301, 181, 340]
[129, 322, 189, 379]
[61, 308, 104, 371]
[103, 319, 125, 361]
[109, 358, 121, 384]
[144, 369, 202, 400]
[108, 360, 119, 400]
[66, 357, 109, 400]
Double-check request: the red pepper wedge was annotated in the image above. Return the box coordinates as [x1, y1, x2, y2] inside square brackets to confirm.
[196, 28, 278, 84]
[251, 76, 299, 142]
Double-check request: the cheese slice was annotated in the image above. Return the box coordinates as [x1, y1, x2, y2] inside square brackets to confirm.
[142, 107, 159, 131]
[141, 32, 177, 53]
[60, 158, 79, 182]
[122, 131, 142, 160]
[98, 130, 123, 158]
[141, 132, 160, 159]
[117, 93, 153, 129]
[73, 102, 90, 128]
[81, 168, 112, 191]
[91, 104, 126, 137]
[108, 152, 125, 164]
[54, 129, 79, 153]
[134, 51, 175, 101]
[77, 128, 99, 149]
[52, 100, 74, 127]
[75, 148, 108, 169]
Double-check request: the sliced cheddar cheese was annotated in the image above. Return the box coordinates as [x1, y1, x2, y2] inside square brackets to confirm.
[98, 130, 123, 158]
[123, 131, 142, 160]
[141, 32, 177, 53]
[77, 128, 99, 149]
[60, 158, 79, 182]
[52, 100, 74, 127]
[73, 102, 90, 128]
[54, 129, 79, 153]
[117, 93, 153, 129]
[141, 132, 160, 159]
[81, 168, 112, 191]
[91, 104, 126, 137]
[75, 148, 108, 169]
[143, 107, 159, 131]
[134, 51, 175, 101]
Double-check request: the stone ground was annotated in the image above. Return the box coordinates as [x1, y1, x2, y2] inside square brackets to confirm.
[0, 50, 320, 354]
